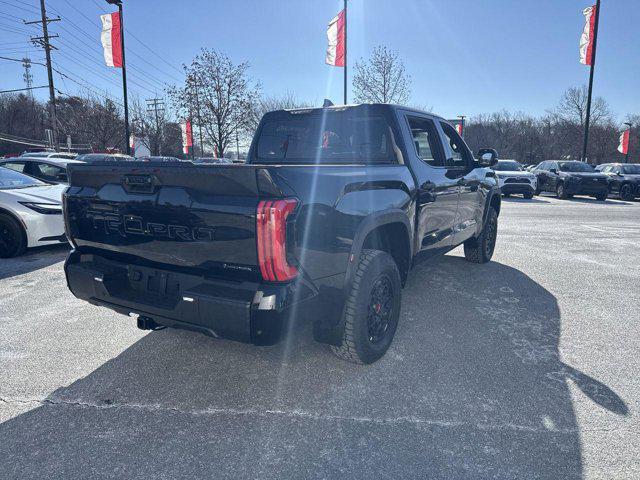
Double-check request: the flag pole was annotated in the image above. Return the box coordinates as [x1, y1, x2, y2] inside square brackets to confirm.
[343, 0, 347, 105]
[581, 0, 601, 163]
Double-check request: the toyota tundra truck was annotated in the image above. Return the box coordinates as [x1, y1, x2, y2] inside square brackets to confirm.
[63, 104, 501, 364]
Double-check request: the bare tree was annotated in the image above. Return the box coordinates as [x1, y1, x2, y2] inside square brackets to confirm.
[551, 85, 611, 127]
[352, 46, 411, 104]
[247, 91, 313, 132]
[169, 49, 260, 157]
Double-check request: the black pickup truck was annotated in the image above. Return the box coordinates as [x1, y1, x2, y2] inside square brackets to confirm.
[63, 104, 501, 364]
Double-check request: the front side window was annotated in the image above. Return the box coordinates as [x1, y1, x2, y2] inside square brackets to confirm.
[406, 116, 443, 167]
[33, 163, 65, 181]
[621, 164, 640, 174]
[559, 162, 594, 173]
[439, 121, 473, 168]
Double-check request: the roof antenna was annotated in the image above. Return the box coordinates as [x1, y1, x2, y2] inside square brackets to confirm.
[323, 99, 334, 108]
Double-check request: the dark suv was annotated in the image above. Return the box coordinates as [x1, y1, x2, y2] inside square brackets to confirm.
[534, 160, 608, 200]
[595, 163, 640, 200]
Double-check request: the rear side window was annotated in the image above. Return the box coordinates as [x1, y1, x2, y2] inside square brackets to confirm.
[406, 116, 444, 167]
[255, 111, 399, 164]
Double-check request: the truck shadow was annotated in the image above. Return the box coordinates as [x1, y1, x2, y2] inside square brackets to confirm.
[0, 256, 628, 479]
[0, 243, 69, 280]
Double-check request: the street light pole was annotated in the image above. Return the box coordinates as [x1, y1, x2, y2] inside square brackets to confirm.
[106, 0, 130, 155]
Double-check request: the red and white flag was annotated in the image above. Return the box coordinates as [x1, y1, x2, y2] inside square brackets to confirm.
[579, 5, 597, 66]
[100, 12, 123, 68]
[326, 10, 345, 67]
[181, 120, 193, 155]
[618, 129, 630, 155]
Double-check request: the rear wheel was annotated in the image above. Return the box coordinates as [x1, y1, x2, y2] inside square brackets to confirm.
[523, 192, 534, 199]
[0, 214, 27, 258]
[620, 184, 634, 201]
[331, 249, 401, 364]
[556, 183, 568, 199]
[464, 207, 498, 264]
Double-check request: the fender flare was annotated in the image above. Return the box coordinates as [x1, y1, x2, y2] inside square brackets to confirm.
[343, 209, 413, 292]
[482, 186, 502, 228]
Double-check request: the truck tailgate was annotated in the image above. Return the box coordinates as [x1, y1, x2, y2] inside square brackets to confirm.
[64, 163, 272, 279]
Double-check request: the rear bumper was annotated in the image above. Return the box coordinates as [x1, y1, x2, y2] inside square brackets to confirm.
[64, 250, 317, 345]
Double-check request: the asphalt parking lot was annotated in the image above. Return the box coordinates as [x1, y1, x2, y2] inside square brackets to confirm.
[0, 195, 638, 480]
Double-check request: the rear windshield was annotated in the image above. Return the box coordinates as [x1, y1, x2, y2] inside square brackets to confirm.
[254, 110, 399, 164]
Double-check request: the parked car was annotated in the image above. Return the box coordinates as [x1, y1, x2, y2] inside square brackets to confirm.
[75, 153, 135, 163]
[595, 163, 640, 200]
[63, 104, 501, 364]
[0, 157, 84, 184]
[0, 167, 67, 258]
[533, 160, 608, 200]
[20, 151, 78, 160]
[137, 156, 185, 163]
[192, 157, 233, 165]
[492, 160, 537, 198]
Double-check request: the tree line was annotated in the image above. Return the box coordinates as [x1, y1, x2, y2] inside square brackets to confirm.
[1, 47, 637, 163]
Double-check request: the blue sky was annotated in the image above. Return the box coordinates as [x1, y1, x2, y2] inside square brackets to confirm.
[1, 0, 638, 122]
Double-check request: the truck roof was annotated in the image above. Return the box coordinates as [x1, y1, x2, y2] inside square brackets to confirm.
[275, 103, 448, 122]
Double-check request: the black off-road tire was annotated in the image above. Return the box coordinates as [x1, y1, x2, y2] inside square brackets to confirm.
[0, 213, 27, 258]
[556, 183, 568, 199]
[331, 249, 402, 365]
[620, 184, 634, 201]
[595, 192, 608, 201]
[523, 192, 534, 199]
[464, 207, 498, 264]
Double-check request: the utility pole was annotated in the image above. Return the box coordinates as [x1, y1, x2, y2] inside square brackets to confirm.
[581, 0, 601, 163]
[146, 97, 165, 155]
[236, 130, 240, 161]
[27, 0, 60, 151]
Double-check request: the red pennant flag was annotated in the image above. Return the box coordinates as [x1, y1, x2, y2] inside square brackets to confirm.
[100, 12, 123, 68]
[579, 5, 597, 66]
[326, 10, 345, 67]
[618, 130, 630, 155]
[181, 120, 193, 155]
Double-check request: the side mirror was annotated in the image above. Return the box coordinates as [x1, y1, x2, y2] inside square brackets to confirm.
[549, 168, 558, 174]
[477, 148, 498, 167]
[56, 173, 68, 182]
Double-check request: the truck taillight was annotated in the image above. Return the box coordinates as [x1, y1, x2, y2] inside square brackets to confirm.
[256, 198, 298, 282]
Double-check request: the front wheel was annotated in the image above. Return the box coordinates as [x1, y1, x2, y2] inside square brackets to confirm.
[595, 192, 608, 201]
[464, 207, 498, 264]
[331, 249, 402, 364]
[0, 214, 27, 258]
[556, 183, 568, 199]
[523, 192, 534, 199]
[620, 184, 634, 201]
